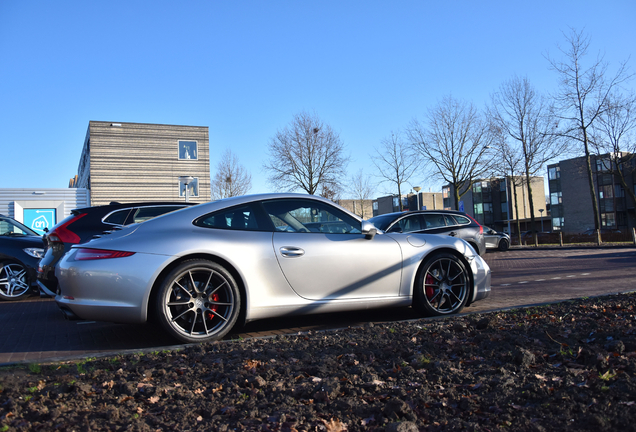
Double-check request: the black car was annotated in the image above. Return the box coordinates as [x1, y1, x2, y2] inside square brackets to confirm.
[368, 210, 486, 256]
[37, 202, 193, 297]
[0, 214, 45, 301]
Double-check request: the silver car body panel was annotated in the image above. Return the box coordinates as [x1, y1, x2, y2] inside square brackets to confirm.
[55, 193, 491, 325]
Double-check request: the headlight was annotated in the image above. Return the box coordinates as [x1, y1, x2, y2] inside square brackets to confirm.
[24, 248, 45, 259]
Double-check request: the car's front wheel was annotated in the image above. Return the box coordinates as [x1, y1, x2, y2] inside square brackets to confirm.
[0, 262, 32, 301]
[414, 253, 469, 316]
[498, 239, 510, 252]
[155, 260, 240, 343]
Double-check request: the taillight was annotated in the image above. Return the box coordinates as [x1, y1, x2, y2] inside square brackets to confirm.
[47, 213, 87, 244]
[75, 248, 135, 261]
[466, 214, 483, 234]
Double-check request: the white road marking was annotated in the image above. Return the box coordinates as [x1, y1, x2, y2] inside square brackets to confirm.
[519, 281, 529, 284]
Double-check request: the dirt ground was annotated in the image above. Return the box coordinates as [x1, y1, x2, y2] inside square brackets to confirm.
[2, 292, 636, 431]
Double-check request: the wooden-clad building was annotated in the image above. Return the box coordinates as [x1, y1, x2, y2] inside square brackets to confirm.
[73, 121, 210, 206]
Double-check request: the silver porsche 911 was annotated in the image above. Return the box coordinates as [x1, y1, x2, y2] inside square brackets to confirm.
[56, 193, 490, 343]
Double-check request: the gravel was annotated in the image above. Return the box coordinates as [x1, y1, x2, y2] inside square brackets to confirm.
[2, 292, 636, 431]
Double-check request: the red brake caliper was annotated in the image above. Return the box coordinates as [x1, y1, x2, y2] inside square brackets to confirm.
[425, 274, 435, 299]
[207, 293, 220, 320]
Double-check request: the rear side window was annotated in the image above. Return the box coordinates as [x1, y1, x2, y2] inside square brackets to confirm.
[453, 215, 471, 225]
[103, 209, 131, 225]
[390, 215, 424, 233]
[131, 206, 184, 223]
[444, 215, 458, 226]
[195, 204, 267, 231]
[423, 214, 447, 229]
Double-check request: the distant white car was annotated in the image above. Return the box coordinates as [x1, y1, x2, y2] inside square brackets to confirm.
[56, 193, 491, 343]
[484, 227, 510, 251]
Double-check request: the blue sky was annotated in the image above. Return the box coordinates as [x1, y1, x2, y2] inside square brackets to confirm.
[1, 1, 635, 198]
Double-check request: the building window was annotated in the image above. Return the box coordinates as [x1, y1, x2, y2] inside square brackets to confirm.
[552, 217, 564, 230]
[551, 192, 562, 205]
[179, 141, 198, 160]
[501, 202, 508, 216]
[599, 199, 614, 213]
[548, 166, 560, 180]
[180, 177, 199, 197]
[372, 202, 378, 211]
[442, 187, 450, 198]
[599, 185, 613, 199]
[615, 184, 625, 198]
[601, 212, 616, 227]
[596, 157, 611, 172]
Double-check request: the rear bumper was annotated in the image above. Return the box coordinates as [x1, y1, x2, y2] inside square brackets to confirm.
[471, 254, 491, 302]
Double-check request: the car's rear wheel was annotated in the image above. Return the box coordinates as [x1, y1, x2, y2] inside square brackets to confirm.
[156, 260, 240, 343]
[0, 262, 32, 301]
[414, 253, 469, 316]
[498, 239, 510, 252]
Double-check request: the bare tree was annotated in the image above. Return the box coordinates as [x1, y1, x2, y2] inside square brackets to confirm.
[547, 28, 632, 230]
[349, 169, 375, 218]
[407, 95, 494, 211]
[489, 128, 528, 246]
[210, 149, 252, 200]
[489, 76, 567, 243]
[372, 131, 420, 211]
[264, 111, 349, 195]
[591, 91, 636, 206]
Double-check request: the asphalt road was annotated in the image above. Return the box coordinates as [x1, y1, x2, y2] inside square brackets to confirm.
[1, 246, 635, 365]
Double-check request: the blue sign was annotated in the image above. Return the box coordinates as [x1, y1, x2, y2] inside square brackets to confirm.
[23, 209, 56, 235]
[458, 201, 464, 212]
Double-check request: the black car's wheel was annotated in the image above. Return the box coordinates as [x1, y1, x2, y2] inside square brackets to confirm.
[0, 262, 32, 301]
[498, 239, 510, 252]
[414, 253, 469, 316]
[156, 260, 240, 343]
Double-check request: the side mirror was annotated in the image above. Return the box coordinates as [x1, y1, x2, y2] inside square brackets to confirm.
[361, 220, 377, 240]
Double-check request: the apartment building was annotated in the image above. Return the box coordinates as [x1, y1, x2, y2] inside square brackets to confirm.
[72, 121, 210, 206]
[442, 176, 547, 234]
[372, 192, 444, 217]
[548, 154, 636, 233]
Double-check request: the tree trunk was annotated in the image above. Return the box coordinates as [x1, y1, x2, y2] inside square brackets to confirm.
[582, 126, 601, 230]
[524, 170, 538, 245]
[513, 181, 522, 245]
[454, 184, 461, 212]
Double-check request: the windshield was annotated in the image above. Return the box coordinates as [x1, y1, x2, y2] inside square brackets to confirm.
[0, 217, 40, 236]
[368, 214, 400, 231]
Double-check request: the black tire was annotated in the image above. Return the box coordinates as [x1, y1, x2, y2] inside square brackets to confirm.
[0, 262, 32, 301]
[155, 259, 240, 343]
[498, 239, 510, 252]
[413, 253, 469, 316]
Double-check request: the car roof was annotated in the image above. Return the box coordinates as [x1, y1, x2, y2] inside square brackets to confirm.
[72, 202, 196, 214]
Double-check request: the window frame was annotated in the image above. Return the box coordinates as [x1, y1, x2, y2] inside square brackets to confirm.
[178, 140, 198, 161]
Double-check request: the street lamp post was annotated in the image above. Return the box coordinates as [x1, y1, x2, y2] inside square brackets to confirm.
[504, 176, 512, 236]
[413, 186, 421, 210]
[178, 176, 194, 203]
[539, 209, 545, 232]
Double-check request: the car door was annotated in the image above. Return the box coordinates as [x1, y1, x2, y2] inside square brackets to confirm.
[483, 228, 499, 248]
[262, 198, 403, 301]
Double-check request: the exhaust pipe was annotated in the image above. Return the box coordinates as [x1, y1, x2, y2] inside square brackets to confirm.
[59, 307, 81, 321]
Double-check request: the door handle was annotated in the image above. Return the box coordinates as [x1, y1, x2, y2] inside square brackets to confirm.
[280, 247, 305, 257]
